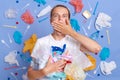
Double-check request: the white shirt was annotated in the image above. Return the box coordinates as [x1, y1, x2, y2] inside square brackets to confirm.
[30, 34, 92, 80]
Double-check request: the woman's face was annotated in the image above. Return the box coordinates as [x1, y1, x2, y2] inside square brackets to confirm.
[51, 7, 69, 24]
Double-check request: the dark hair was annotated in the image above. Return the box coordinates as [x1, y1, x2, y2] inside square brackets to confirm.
[50, 5, 70, 19]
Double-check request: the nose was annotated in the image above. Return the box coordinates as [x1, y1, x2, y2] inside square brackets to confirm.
[58, 15, 63, 21]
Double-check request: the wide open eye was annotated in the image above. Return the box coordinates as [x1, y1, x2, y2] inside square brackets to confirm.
[52, 13, 59, 19]
[62, 14, 68, 18]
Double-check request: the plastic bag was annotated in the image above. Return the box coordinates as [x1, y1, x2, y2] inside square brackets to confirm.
[70, 50, 92, 69]
[64, 63, 86, 80]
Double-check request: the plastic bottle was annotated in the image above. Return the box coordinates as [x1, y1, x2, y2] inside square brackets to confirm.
[37, 5, 52, 18]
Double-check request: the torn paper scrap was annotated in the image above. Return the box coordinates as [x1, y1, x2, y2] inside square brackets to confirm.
[4, 50, 19, 66]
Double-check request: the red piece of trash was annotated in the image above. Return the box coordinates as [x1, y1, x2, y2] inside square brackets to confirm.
[21, 10, 34, 24]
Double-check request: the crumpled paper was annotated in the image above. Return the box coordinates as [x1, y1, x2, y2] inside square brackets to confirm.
[100, 61, 116, 75]
[95, 12, 112, 30]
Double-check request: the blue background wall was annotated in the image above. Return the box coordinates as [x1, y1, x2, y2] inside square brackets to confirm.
[0, 0, 120, 80]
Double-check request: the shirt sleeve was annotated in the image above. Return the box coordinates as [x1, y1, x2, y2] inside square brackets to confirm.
[30, 40, 41, 69]
[30, 39, 50, 69]
[30, 58, 39, 70]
